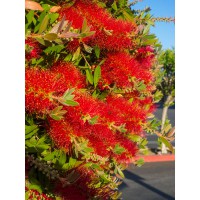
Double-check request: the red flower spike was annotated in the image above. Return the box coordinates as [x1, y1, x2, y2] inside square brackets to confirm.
[59, 0, 136, 51]
[51, 62, 86, 89]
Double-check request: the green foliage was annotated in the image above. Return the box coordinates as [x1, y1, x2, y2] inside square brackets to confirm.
[158, 49, 175, 101]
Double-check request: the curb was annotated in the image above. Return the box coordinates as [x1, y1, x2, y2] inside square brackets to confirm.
[135, 154, 175, 162]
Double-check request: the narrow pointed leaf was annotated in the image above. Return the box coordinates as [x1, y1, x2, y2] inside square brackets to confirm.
[94, 46, 100, 58]
[38, 15, 49, 34]
[57, 15, 66, 34]
[43, 33, 58, 41]
[82, 18, 87, 33]
[86, 69, 93, 84]
[83, 43, 93, 53]
[72, 47, 81, 61]
[94, 65, 101, 87]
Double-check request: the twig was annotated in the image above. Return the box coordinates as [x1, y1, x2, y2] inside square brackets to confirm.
[128, 0, 144, 7]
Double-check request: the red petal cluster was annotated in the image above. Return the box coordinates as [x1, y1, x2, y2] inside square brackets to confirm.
[25, 63, 86, 114]
[101, 51, 154, 89]
[59, 0, 136, 51]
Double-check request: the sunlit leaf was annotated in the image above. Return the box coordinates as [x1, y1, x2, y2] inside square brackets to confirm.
[25, 1, 44, 11]
[38, 15, 49, 34]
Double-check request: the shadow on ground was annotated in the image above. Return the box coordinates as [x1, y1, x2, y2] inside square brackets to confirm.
[119, 162, 175, 200]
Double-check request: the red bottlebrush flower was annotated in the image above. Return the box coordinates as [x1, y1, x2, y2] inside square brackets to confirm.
[51, 62, 86, 89]
[101, 52, 154, 88]
[25, 67, 67, 114]
[59, 0, 136, 51]
[25, 38, 42, 60]
[67, 39, 80, 53]
[25, 92, 55, 115]
[105, 95, 147, 133]
[101, 52, 135, 88]
[25, 64, 85, 115]
[136, 46, 155, 69]
[59, 5, 84, 29]
[48, 118, 72, 151]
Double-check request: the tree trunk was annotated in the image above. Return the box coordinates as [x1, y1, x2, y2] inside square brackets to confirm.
[161, 95, 174, 154]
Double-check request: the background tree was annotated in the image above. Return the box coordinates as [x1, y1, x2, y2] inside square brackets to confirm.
[157, 48, 175, 154]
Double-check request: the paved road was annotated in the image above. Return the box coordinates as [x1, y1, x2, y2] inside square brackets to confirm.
[119, 162, 175, 200]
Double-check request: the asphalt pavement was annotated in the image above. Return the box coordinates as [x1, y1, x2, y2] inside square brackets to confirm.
[119, 162, 175, 200]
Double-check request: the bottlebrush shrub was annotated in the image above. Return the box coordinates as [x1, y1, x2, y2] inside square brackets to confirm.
[25, 0, 163, 199]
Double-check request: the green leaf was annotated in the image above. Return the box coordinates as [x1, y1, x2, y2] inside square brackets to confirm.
[38, 15, 49, 34]
[64, 54, 72, 62]
[158, 137, 174, 152]
[43, 33, 58, 41]
[63, 100, 79, 106]
[25, 126, 39, 139]
[118, 0, 125, 8]
[49, 106, 67, 120]
[58, 150, 66, 166]
[114, 144, 125, 154]
[80, 31, 96, 38]
[88, 115, 99, 125]
[25, 129, 39, 141]
[25, 191, 29, 200]
[94, 65, 101, 87]
[69, 157, 77, 166]
[25, 124, 38, 134]
[163, 123, 172, 134]
[140, 138, 148, 146]
[94, 46, 100, 58]
[72, 47, 81, 61]
[116, 165, 124, 178]
[122, 11, 134, 21]
[62, 157, 83, 170]
[143, 34, 156, 40]
[63, 88, 75, 99]
[49, 13, 59, 24]
[44, 45, 65, 54]
[82, 18, 87, 33]
[111, 2, 118, 11]
[29, 184, 42, 194]
[43, 151, 56, 161]
[49, 114, 62, 120]
[35, 38, 52, 47]
[37, 135, 46, 145]
[98, 59, 105, 66]
[129, 135, 142, 142]
[83, 147, 93, 153]
[128, 97, 133, 103]
[26, 10, 34, 24]
[36, 144, 50, 151]
[137, 81, 146, 91]
[92, 90, 99, 98]
[136, 158, 144, 167]
[143, 24, 151, 35]
[154, 90, 163, 103]
[83, 43, 93, 53]
[86, 69, 94, 84]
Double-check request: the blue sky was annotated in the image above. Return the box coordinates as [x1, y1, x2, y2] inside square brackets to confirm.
[132, 0, 175, 50]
